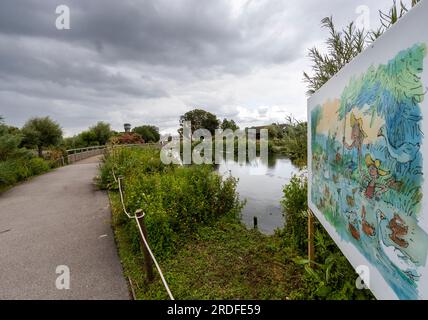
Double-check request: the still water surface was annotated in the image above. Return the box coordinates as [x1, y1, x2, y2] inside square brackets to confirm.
[216, 155, 299, 234]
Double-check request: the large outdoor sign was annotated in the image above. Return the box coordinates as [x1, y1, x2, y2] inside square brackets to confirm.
[308, 1, 428, 299]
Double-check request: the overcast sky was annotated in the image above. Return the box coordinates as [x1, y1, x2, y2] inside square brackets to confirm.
[0, 0, 408, 136]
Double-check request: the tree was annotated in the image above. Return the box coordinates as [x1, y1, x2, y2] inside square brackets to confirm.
[179, 109, 220, 136]
[267, 123, 284, 140]
[77, 130, 98, 146]
[132, 125, 160, 142]
[22, 117, 63, 157]
[0, 117, 20, 136]
[303, 17, 366, 95]
[64, 122, 113, 149]
[371, 0, 420, 40]
[0, 116, 5, 136]
[221, 118, 239, 131]
[89, 121, 112, 145]
[0, 117, 27, 161]
[304, 0, 420, 95]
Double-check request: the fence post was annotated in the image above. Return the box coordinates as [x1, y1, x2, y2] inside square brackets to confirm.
[308, 209, 315, 268]
[135, 209, 155, 282]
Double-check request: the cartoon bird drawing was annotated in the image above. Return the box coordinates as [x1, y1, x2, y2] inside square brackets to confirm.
[377, 126, 420, 163]
[346, 195, 355, 207]
[347, 211, 361, 241]
[388, 214, 409, 248]
[375, 210, 410, 271]
[376, 210, 428, 268]
[335, 148, 342, 164]
[361, 206, 376, 237]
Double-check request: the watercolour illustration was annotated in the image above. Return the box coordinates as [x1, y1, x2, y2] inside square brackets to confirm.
[310, 43, 428, 299]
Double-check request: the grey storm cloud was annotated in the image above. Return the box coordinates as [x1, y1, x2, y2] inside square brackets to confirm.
[0, 0, 399, 135]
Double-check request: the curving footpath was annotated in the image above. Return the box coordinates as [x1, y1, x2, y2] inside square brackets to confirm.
[0, 156, 130, 300]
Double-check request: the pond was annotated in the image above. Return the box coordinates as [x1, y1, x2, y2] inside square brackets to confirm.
[216, 154, 299, 235]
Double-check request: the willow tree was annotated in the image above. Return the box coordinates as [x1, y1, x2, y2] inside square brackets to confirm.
[304, 0, 421, 95]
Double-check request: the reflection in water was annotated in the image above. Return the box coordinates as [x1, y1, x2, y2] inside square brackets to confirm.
[216, 154, 299, 235]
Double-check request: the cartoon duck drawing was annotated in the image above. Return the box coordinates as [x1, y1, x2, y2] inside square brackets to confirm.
[347, 211, 360, 241]
[388, 214, 409, 248]
[376, 210, 416, 265]
[346, 195, 355, 207]
[361, 206, 376, 237]
[335, 147, 342, 164]
[375, 210, 419, 277]
[377, 126, 420, 164]
[343, 113, 367, 174]
[364, 154, 390, 200]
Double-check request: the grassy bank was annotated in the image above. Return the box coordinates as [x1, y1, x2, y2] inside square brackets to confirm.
[101, 146, 373, 300]
[101, 146, 303, 299]
[109, 192, 302, 299]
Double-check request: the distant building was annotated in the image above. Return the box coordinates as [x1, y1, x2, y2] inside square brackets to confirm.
[248, 123, 288, 139]
[124, 123, 131, 132]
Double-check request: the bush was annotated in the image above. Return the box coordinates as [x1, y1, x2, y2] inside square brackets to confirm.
[100, 146, 243, 259]
[28, 157, 51, 175]
[280, 173, 308, 255]
[109, 132, 145, 145]
[0, 157, 51, 190]
[0, 160, 19, 186]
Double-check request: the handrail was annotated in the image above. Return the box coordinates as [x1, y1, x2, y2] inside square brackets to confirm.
[66, 145, 106, 154]
[112, 167, 174, 300]
[64, 143, 159, 165]
[134, 211, 174, 300]
[66, 143, 159, 154]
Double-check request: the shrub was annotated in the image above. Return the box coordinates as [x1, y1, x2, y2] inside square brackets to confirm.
[100, 146, 243, 259]
[28, 157, 51, 175]
[280, 173, 308, 255]
[0, 157, 50, 190]
[110, 132, 145, 145]
[0, 160, 19, 186]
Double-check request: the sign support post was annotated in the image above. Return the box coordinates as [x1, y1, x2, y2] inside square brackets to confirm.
[308, 209, 315, 268]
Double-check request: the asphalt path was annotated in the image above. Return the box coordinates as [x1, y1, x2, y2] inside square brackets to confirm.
[0, 156, 130, 299]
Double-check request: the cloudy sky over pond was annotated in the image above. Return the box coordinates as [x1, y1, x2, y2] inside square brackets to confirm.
[0, 0, 405, 135]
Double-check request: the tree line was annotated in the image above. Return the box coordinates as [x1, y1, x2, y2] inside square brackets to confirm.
[0, 116, 163, 155]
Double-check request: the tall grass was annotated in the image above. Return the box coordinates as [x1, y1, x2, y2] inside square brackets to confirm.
[280, 173, 374, 300]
